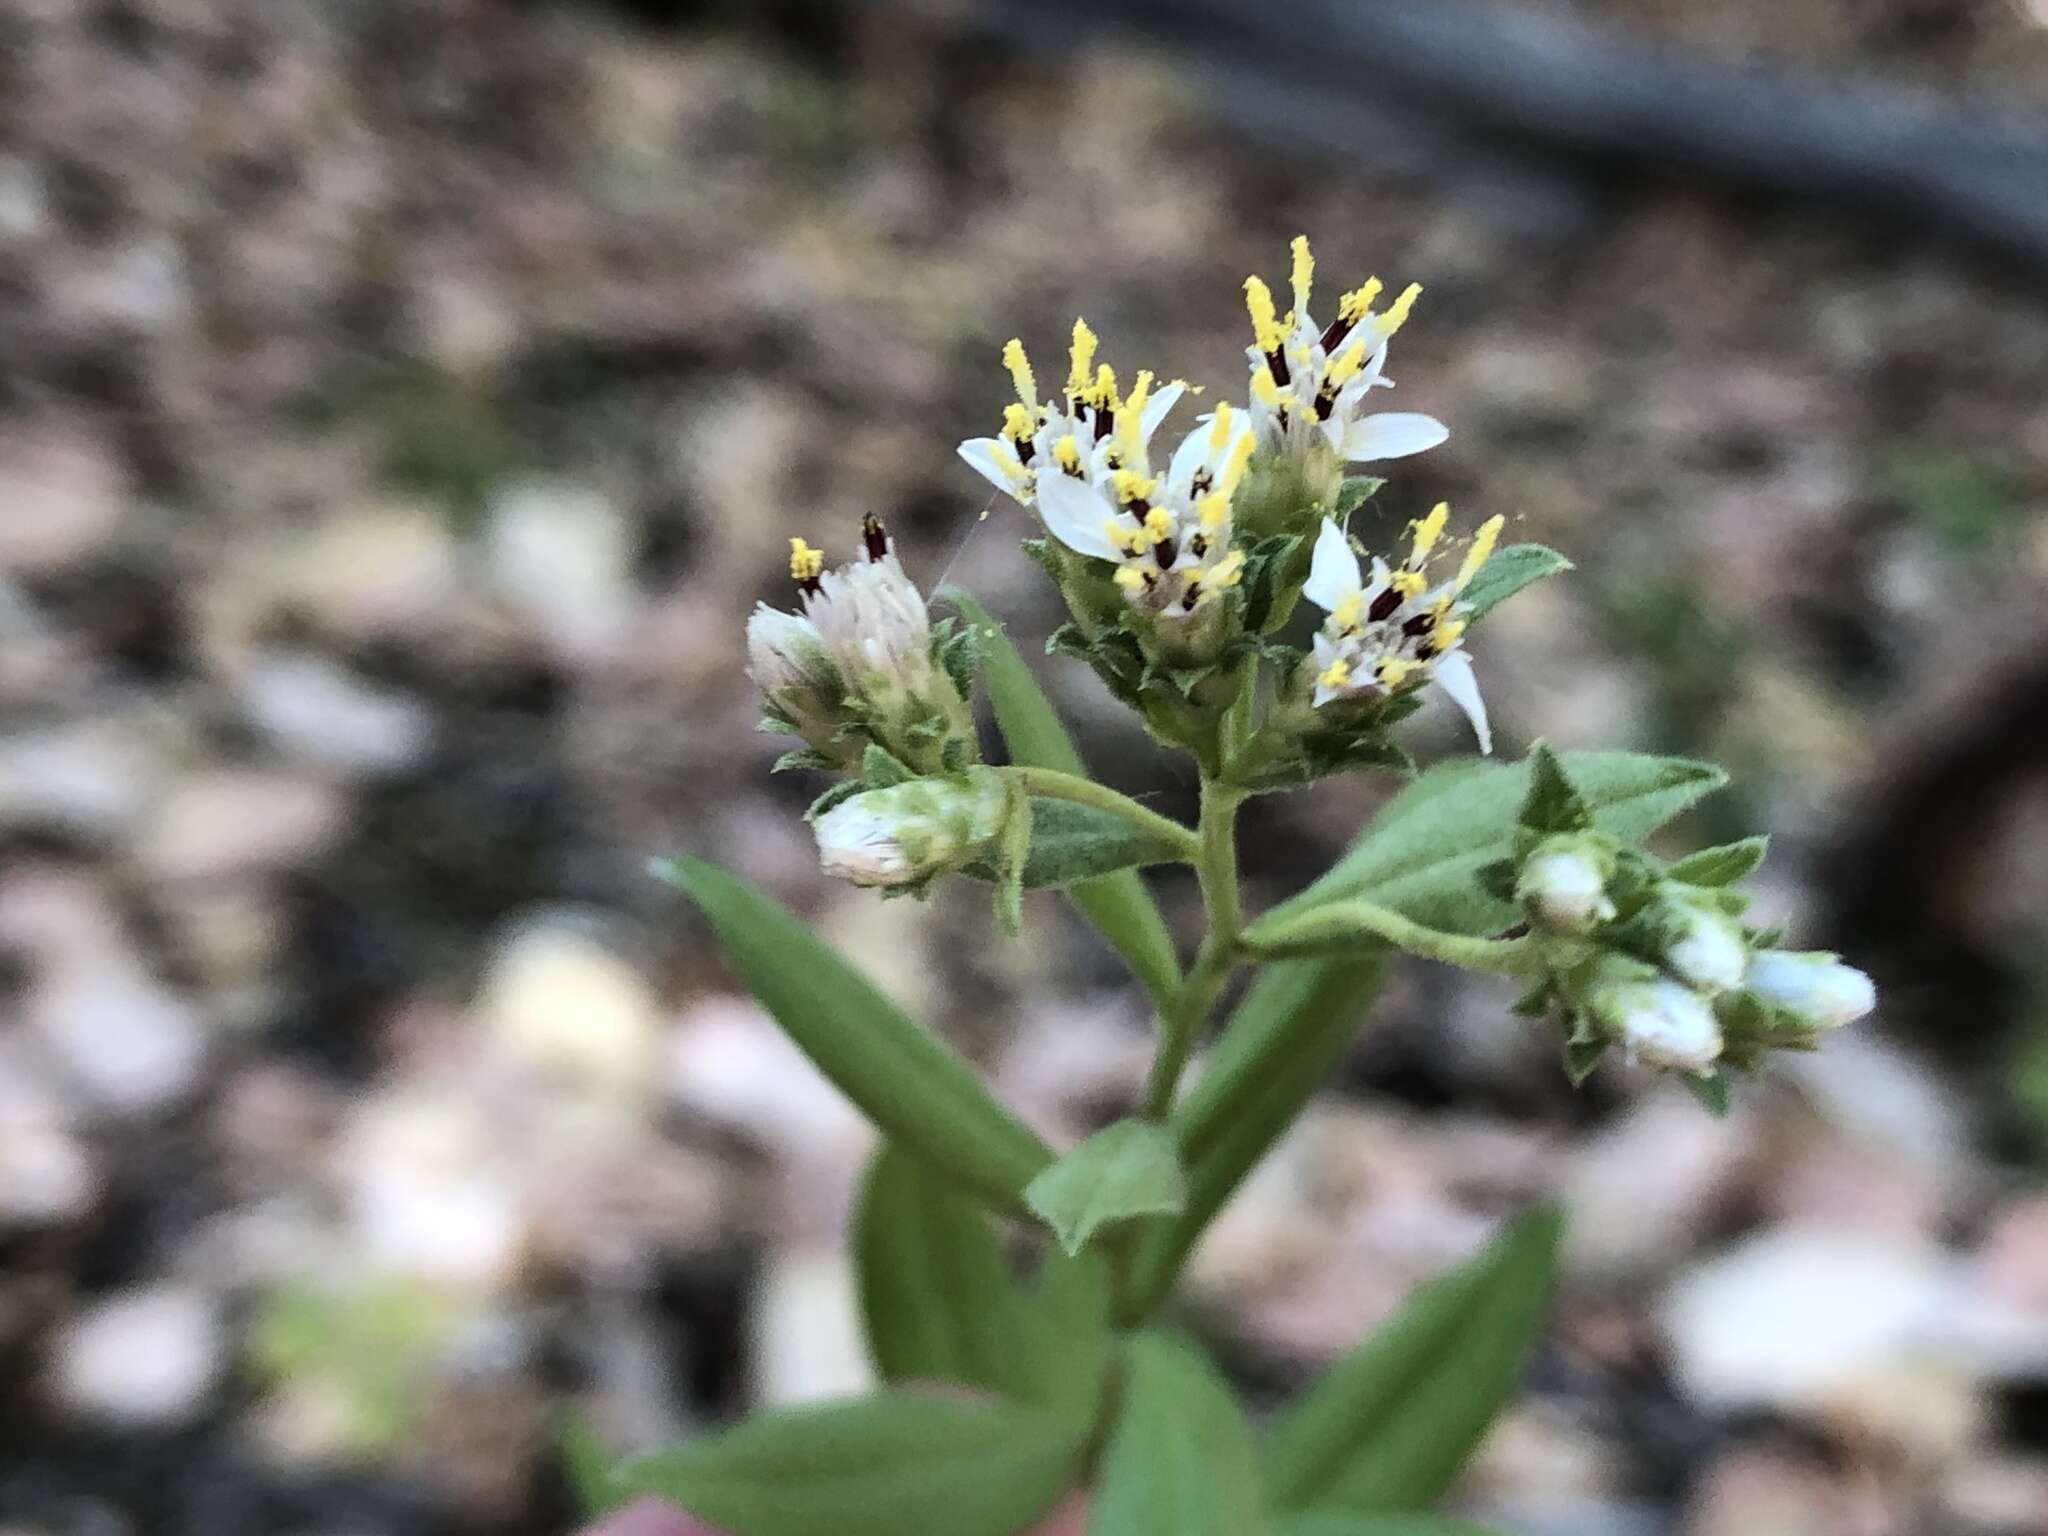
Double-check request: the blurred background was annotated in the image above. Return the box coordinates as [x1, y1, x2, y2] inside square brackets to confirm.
[2, 0, 2048, 1531]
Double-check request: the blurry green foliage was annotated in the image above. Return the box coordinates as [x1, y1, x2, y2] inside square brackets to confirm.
[249, 1276, 463, 1456]
[1881, 450, 2021, 563]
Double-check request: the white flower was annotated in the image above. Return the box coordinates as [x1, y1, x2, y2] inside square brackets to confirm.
[1519, 847, 1615, 934]
[1744, 950, 1876, 1030]
[746, 605, 830, 696]
[1240, 236, 1448, 466]
[1663, 904, 1749, 994]
[957, 319, 1184, 513]
[1607, 976, 1724, 1072]
[1297, 507, 1502, 751]
[1030, 397, 1259, 622]
[813, 773, 1008, 888]
[797, 518, 934, 699]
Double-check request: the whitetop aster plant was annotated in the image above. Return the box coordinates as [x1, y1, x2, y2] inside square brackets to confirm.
[1299, 505, 1502, 752]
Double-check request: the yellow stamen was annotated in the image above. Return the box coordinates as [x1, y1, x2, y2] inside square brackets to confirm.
[1409, 502, 1450, 562]
[1250, 368, 1281, 406]
[788, 537, 824, 582]
[1319, 658, 1352, 691]
[1217, 432, 1256, 497]
[1104, 520, 1142, 554]
[1126, 369, 1154, 419]
[1378, 656, 1420, 687]
[1391, 569, 1427, 599]
[1002, 338, 1036, 405]
[1379, 282, 1422, 335]
[1333, 592, 1363, 631]
[1324, 341, 1369, 390]
[1054, 436, 1082, 474]
[1001, 402, 1033, 441]
[1433, 618, 1467, 648]
[989, 440, 1026, 485]
[1117, 371, 1151, 463]
[1113, 566, 1149, 593]
[1289, 235, 1314, 313]
[1337, 278, 1384, 325]
[1208, 550, 1246, 589]
[1456, 514, 1505, 588]
[1244, 275, 1286, 355]
[1207, 400, 1235, 451]
[1142, 506, 1176, 540]
[1196, 493, 1228, 532]
[1065, 318, 1098, 396]
[1111, 469, 1156, 506]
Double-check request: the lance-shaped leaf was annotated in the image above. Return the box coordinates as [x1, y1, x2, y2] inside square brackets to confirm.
[1024, 1119, 1186, 1257]
[1666, 835, 1770, 888]
[959, 799, 1186, 890]
[1125, 953, 1388, 1316]
[660, 858, 1051, 1214]
[1267, 752, 1727, 938]
[942, 591, 1180, 1004]
[1088, 1333, 1268, 1536]
[1457, 543, 1572, 623]
[608, 1393, 1085, 1536]
[1278, 1518, 1498, 1536]
[1262, 1206, 1564, 1514]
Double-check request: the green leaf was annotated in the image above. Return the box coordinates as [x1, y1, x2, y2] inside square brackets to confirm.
[659, 858, 1051, 1214]
[1126, 954, 1389, 1314]
[1268, 751, 1727, 938]
[1089, 1333, 1268, 1536]
[1262, 1206, 1564, 1513]
[941, 591, 1180, 1005]
[862, 743, 916, 787]
[1017, 1247, 1115, 1423]
[1277, 1516, 1499, 1536]
[1685, 1072, 1733, 1117]
[959, 799, 1184, 890]
[1518, 742, 1592, 835]
[1333, 477, 1386, 517]
[1457, 543, 1572, 622]
[853, 1144, 1036, 1398]
[560, 1413, 622, 1515]
[610, 1393, 1085, 1536]
[1666, 835, 1769, 888]
[1024, 1119, 1186, 1256]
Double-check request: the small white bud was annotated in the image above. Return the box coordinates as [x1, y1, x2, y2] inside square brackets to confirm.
[747, 605, 831, 695]
[1662, 903, 1749, 994]
[813, 772, 1008, 889]
[1518, 845, 1614, 934]
[1610, 977, 1724, 1072]
[1744, 950, 1876, 1031]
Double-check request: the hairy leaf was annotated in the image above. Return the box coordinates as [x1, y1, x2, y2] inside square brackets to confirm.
[1457, 543, 1572, 623]
[1089, 1333, 1267, 1536]
[1024, 1120, 1186, 1256]
[1666, 835, 1770, 888]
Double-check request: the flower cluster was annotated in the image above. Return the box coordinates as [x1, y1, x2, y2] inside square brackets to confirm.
[1496, 753, 1876, 1087]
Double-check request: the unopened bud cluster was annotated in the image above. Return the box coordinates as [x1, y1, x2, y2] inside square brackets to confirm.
[1509, 825, 1876, 1083]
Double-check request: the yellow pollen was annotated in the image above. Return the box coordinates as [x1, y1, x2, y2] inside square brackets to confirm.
[1434, 617, 1468, 647]
[1323, 341, 1369, 390]
[1378, 656, 1420, 687]
[1207, 400, 1235, 451]
[1002, 338, 1036, 405]
[1054, 436, 1082, 474]
[1066, 317, 1098, 395]
[1105, 520, 1142, 554]
[1457, 514, 1505, 588]
[1289, 235, 1314, 312]
[1379, 282, 1422, 334]
[1113, 566, 1149, 593]
[1250, 368, 1281, 405]
[1319, 658, 1352, 691]
[1208, 550, 1246, 589]
[1196, 493, 1228, 532]
[989, 440, 1026, 485]
[1409, 502, 1450, 562]
[1338, 277, 1384, 324]
[1391, 568, 1427, 599]
[788, 537, 824, 582]
[1218, 431, 1256, 496]
[1000, 402, 1033, 441]
[1244, 276, 1285, 355]
[1143, 506, 1176, 540]
[1333, 592, 1363, 631]
[1126, 369, 1154, 418]
[1111, 469, 1156, 505]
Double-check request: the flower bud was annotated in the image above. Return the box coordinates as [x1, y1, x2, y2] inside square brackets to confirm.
[1660, 899, 1749, 995]
[1578, 959, 1723, 1073]
[1743, 949, 1876, 1031]
[812, 771, 1009, 888]
[1518, 838, 1615, 935]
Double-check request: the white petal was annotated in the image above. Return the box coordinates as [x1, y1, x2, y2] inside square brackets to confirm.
[957, 438, 1022, 500]
[1035, 471, 1122, 562]
[1166, 421, 1213, 496]
[1302, 517, 1362, 613]
[1140, 381, 1186, 440]
[1340, 412, 1449, 462]
[1431, 649, 1492, 754]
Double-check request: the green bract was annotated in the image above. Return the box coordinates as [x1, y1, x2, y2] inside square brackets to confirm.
[596, 238, 1877, 1534]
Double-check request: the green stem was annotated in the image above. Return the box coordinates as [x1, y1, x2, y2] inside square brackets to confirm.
[999, 766, 1202, 863]
[1240, 899, 1542, 975]
[1141, 775, 1244, 1119]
